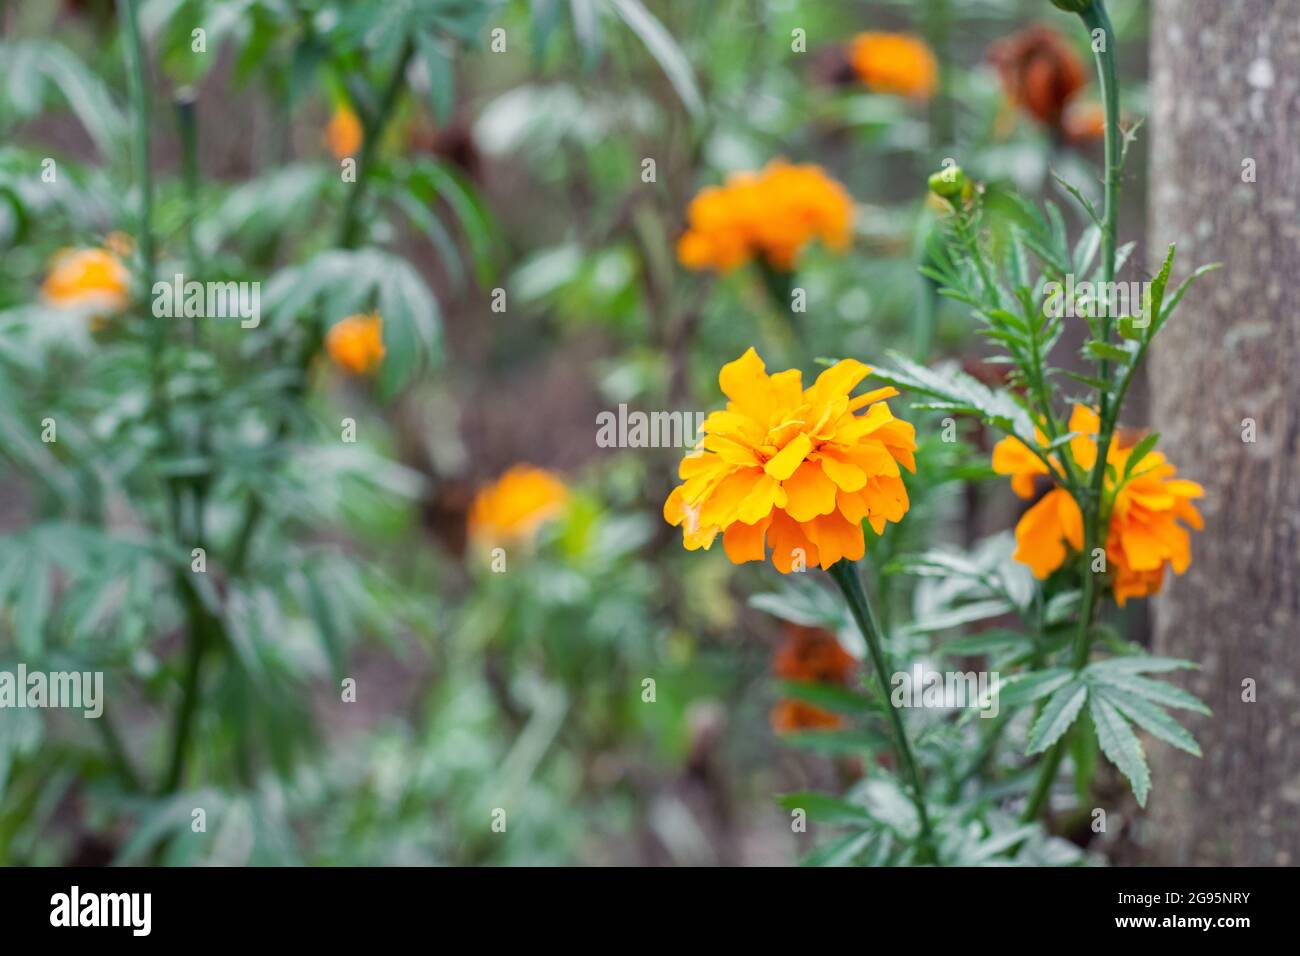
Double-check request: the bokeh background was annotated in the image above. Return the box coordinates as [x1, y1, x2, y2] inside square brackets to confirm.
[6, 0, 1288, 867]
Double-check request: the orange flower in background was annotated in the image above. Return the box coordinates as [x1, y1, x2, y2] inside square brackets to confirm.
[326, 106, 363, 159]
[326, 312, 385, 374]
[468, 465, 569, 546]
[664, 348, 916, 573]
[993, 405, 1204, 604]
[771, 698, 845, 733]
[849, 32, 938, 98]
[988, 25, 1088, 131]
[771, 624, 855, 734]
[676, 160, 854, 273]
[41, 245, 130, 314]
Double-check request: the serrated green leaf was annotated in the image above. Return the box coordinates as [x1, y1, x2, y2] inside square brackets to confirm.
[1089, 694, 1151, 806]
[1027, 681, 1088, 754]
[1086, 669, 1210, 715]
[993, 668, 1074, 709]
[1098, 687, 1202, 757]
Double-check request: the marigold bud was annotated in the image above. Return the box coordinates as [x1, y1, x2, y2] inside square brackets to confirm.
[927, 165, 969, 199]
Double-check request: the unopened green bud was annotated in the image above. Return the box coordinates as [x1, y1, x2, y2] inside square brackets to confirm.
[1049, 0, 1095, 14]
[928, 165, 968, 199]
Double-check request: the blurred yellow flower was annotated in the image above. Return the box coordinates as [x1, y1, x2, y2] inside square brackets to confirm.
[41, 246, 130, 314]
[468, 465, 569, 545]
[849, 32, 938, 99]
[676, 160, 855, 273]
[326, 106, 363, 159]
[664, 348, 915, 573]
[993, 405, 1204, 604]
[326, 312, 385, 374]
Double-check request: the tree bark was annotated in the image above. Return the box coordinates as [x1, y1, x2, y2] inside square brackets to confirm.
[1146, 0, 1300, 865]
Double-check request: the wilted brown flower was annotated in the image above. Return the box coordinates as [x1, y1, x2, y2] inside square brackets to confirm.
[988, 25, 1088, 132]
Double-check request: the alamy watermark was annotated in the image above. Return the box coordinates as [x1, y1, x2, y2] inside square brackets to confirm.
[1043, 273, 1151, 322]
[152, 273, 261, 328]
[890, 664, 999, 718]
[0, 665, 103, 718]
[596, 404, 705, 449]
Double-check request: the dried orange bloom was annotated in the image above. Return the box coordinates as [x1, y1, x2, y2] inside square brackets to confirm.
[325, 312, 385, 374]
[774, 624, 855, 683]
[771, 626, 856, 734]
[467, 465, 569, 546]
[676, 160, 855, 273]
[993, 405, 1204, 604]
[988, 25, 1088, 131]
[41, 246, 130, 314]
[663, 348, 916, 573]
[849, 32, 938, 99]
[326, 106, 363, 159]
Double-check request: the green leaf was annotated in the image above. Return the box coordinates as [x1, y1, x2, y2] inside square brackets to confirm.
[1121, 433, 1161, 480]
[774, 680, 871, 716]
[1086, 669, 1210, 715]
[1141, 242, 1177, 337]
[993, 668, 1074, 709]
[776, 791, 873, 825]
[1027, 681, 1088, 754]
[1083, 340, 1132, 363]
[1089, 694, 1151, 806]
[1098, 687, 1202, 757]
[870, 352, 1034, 437]
[1088, 654, 1198, 675]
[416, 32, 455, 125]
[608, 0, 703, 118]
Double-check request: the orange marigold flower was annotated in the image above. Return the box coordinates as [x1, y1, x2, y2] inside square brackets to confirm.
[467, 465, 569, 546]
[664, 348, 916, 573]
[771, 698, 846, 734]
[849, 32, 938, 99]
[676, 160, 855, 273]
[994, 405, 1204, 604]
[326, 106, 363, 159]
[41, 246, 130, 314]
[988, 25, 1088, 131]
[325, 312, 386, 374]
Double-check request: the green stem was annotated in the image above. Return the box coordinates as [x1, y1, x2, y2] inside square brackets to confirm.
[829, 560, 938, 864]
[1021, 0, 1121, 825]
[162, 575, 208, 793]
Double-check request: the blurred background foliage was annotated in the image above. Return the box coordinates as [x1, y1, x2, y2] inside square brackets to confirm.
[0, 0, 1151, 865]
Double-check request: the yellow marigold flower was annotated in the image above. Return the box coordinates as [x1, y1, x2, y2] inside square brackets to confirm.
[663, 348, 916, 573]
[41, 246, 130, 314]
[995, 405, 1204, 603]
[325, 312, 385, 374]
[676, 160, 855, 273]
[849, 32, 938, 99]
[467, 465, 569, 545]
[326, 106, 363, 159]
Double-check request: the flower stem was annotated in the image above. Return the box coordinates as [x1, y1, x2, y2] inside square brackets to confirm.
[1022, 0, 1121, 824]
[829, 559, 938, 864]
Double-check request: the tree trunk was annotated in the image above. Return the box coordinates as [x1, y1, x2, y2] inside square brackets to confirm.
[1146, 0, 1300, 865]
